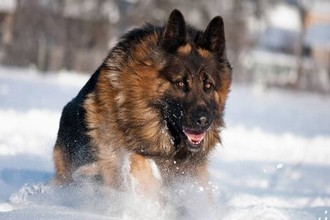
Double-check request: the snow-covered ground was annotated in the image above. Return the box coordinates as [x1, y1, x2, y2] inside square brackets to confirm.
[0, 66, 329, 219]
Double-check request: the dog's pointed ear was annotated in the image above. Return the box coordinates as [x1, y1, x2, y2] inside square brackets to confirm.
[162, 9, 187, 52]
[202, 16, 226, 57]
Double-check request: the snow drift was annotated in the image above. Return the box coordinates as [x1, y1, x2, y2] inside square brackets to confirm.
[0, 66, 330, 219]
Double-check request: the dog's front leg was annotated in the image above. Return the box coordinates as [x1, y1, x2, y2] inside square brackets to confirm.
[195, 162, 215, 204]
[128, 153, 162, 199]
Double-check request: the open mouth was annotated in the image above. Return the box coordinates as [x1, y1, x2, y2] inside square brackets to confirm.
[183, 128, 206, 147]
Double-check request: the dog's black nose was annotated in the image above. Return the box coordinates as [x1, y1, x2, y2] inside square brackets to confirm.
[196, 116, 209, 127]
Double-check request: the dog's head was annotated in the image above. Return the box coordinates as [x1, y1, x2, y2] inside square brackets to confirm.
[159, 9, 232, 152]
[107, 9, 232, 155]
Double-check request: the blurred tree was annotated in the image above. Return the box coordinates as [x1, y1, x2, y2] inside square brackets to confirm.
[3, 0, 110, 72]
[1, 0, 252, 78]
[294, 2, 306, 90]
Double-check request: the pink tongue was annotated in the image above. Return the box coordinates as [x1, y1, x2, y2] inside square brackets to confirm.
[184, 130, 205, 144]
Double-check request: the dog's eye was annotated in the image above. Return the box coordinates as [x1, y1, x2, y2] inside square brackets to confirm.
[177, 80, 185, 88]
[204, 82, 213, 91]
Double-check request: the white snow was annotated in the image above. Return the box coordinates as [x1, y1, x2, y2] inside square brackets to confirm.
[0, 66, 330, 219]
[0, 0, 16, 13]
[268, 3, 301, 31]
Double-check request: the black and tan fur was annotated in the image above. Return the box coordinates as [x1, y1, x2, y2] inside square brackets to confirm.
[53, 9, 232, 197]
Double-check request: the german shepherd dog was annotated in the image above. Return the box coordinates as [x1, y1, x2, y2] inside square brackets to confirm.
[53, 9, 232, 198]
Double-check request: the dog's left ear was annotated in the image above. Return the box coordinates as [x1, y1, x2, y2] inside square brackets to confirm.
[162, 9, 187, 53]
[201, 16, 226, 57]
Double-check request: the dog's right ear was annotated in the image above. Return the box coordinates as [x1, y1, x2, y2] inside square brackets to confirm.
[200, 16, 226, 58]
[162, 9, 187, 53]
